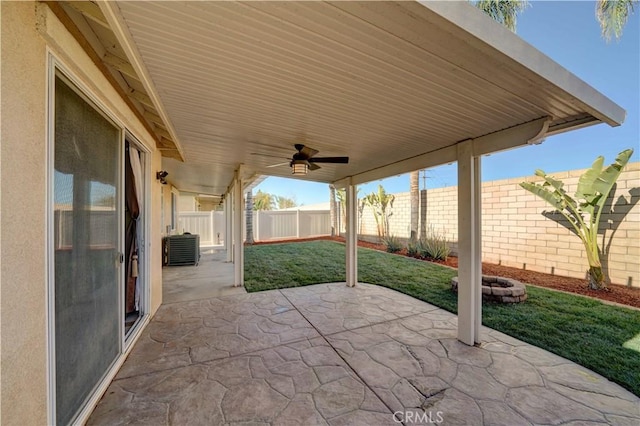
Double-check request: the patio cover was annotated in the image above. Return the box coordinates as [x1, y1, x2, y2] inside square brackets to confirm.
[98, 1, 624, 195]
[88, 1, 624, 344]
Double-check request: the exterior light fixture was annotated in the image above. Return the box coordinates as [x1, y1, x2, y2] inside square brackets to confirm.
[156, 170, 168, 184]
[291, 160, 308, 176]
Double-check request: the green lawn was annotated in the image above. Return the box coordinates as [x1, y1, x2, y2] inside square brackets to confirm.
[245, 240, 640, 396]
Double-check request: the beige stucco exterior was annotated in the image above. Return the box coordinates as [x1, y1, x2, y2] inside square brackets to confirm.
[1, 3, 49, 424]
[1, 2, 164, 423]
[150, 154, 164, 315]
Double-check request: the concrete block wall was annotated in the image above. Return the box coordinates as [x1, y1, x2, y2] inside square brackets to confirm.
[360, 192, 411, 239]
[357, 163, 640, 287]
[480, 163, 639, 287]
[423, 186, 459, 247]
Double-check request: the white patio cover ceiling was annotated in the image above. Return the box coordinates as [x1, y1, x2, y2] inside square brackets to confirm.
[103, 1, 624, 195]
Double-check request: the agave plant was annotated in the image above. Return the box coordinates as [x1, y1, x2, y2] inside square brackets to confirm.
[520, 149, 634, 290]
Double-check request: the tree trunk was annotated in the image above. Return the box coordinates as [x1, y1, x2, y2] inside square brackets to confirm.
[420, 189, 427, 239]
[245, 190, 254, 244]
[410, 170, 419, 242]
[588, 266, 605, 290]
[329, 185, 337, 236]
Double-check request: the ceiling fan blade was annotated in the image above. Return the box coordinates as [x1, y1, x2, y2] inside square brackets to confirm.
[250, 152, 288, 160]
[308, 162, 321, 171]
[298, 145, 319, 158]
[308, 156, 349, 164]
[266, 162, 289, 168]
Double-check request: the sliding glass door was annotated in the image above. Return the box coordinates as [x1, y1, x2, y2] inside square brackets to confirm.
[53, 75, 122, 425]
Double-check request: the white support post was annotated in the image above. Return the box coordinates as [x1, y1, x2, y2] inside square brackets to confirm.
[457, 140, 482, 345]
[346, 182, 358, 287]
[296, 209, 300, 239]
[233, 178, 243, 286]
[209, 210, 215, 246]
[225, 194, 232, 262]
[255, 210, 260, 242]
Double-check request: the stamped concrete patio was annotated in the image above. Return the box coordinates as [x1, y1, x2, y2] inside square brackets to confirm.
[89, 283, 639, 425]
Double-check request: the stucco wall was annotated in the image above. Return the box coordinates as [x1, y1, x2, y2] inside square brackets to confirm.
[179, 193, 197, 212]
[1, 3, 49, 424]
[150, 152, 164, 315]
[359, 162, 640, 287]
[1, 2, 164, 423]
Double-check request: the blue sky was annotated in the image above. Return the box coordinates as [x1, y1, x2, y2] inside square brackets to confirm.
[256, 1, 639, 206]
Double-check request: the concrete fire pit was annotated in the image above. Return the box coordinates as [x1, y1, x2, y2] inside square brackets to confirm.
[451, 275, 527, 303]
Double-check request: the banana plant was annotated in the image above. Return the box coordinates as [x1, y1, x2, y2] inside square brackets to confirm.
[520, 148, 634, 290]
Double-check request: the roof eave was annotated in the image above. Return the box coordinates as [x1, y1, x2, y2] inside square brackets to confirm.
[417, 1, 626, 128]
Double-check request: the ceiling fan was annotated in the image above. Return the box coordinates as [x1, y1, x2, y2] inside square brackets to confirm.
[257, 144, 349, 176]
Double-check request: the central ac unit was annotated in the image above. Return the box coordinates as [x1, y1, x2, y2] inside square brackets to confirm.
[164, 234, 200, 266]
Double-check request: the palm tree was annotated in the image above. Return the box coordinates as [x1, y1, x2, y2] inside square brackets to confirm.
[276, 195, 297, 210]
[253, 190, 276, 211]
[472, 0, 637, 41]
[336, 188, 346, 234]
[597, 0, 638, 41]
[245, 191, 254, 244]
[409, 171, 420, 242]
[473, 0, 529, 31]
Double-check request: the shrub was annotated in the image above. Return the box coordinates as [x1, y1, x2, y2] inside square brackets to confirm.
[418, 227, 450, 261]
[407, 240, 420, 258]
[382, 235, 403, 253]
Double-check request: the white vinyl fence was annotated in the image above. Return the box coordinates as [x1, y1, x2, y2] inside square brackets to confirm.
[253, 210, 330, 241]
[55, 209, 117, 249]
[178, 211, 225, 246]
[177, 209, 331, 246]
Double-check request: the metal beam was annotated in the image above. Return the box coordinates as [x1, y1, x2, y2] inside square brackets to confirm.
[471, 117, 550, 156]
[332, 117, 551, 189]
[336, 145, 457, 188]
[546, 115, 599, 137]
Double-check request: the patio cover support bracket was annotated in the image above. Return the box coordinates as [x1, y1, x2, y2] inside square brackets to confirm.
[457, 140, 482, 346]
[346, 181, 358, 287]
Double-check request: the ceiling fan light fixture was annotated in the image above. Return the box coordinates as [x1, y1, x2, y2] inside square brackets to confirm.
[291, 159, 308, 176]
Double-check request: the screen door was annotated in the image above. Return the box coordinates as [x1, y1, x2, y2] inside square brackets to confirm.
[53, 75, 122, 425]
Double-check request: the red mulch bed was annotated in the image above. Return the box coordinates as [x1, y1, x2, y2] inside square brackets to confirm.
[247, 236, 640, 309]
